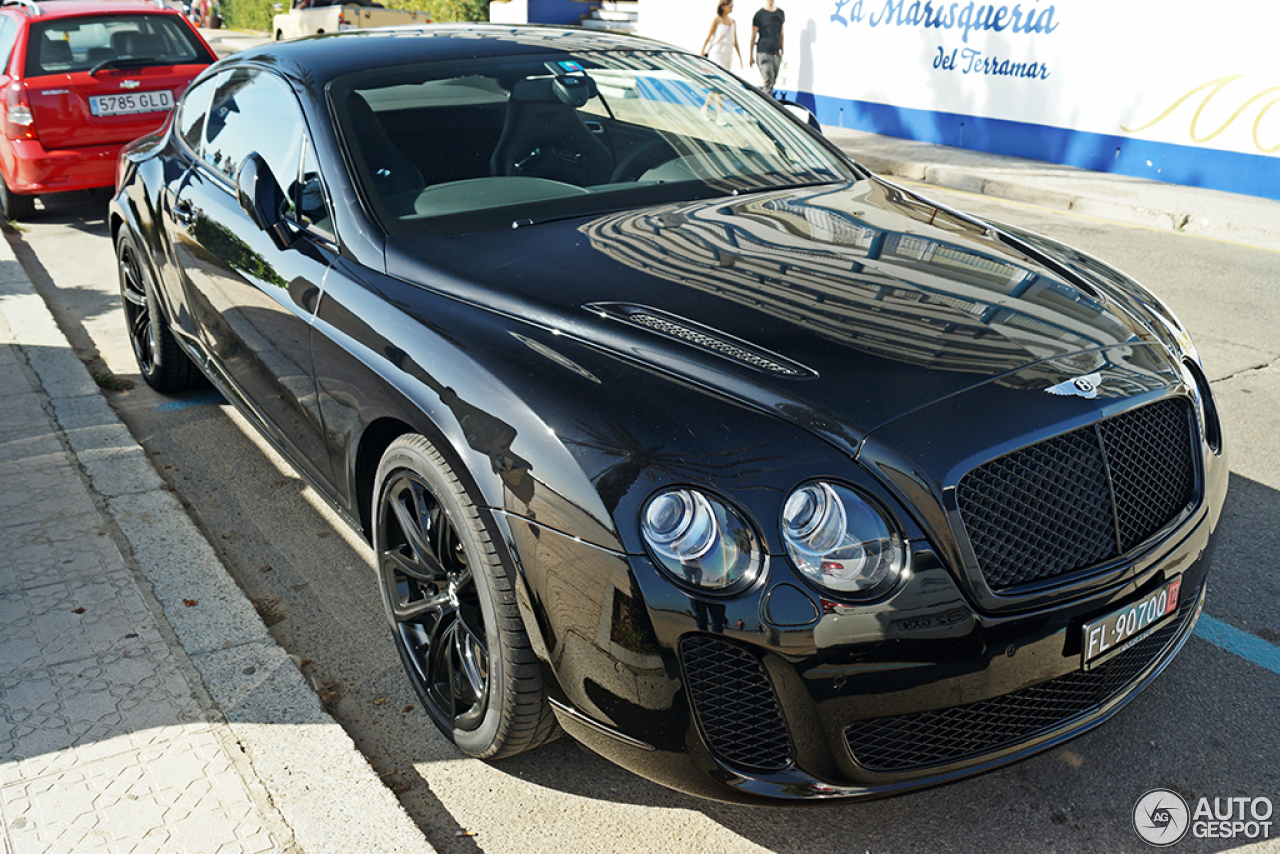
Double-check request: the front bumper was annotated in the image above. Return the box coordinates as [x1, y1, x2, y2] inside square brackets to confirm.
[502, 454, 1222, 803]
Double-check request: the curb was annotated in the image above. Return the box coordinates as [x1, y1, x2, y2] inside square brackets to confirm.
[0, 232, 431, 852]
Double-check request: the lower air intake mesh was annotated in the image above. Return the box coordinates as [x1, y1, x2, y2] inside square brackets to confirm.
[681, 635, 793, 772]
[844, 598, 1196, 772]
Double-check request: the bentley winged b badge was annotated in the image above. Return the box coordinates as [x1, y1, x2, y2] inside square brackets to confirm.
[1046, 372, 1103, 399]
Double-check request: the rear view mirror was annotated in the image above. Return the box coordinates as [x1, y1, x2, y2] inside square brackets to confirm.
[778, 99, 822, 134]
[236, 152, 292, 250]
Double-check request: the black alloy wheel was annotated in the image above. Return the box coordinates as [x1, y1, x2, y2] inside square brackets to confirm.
[117, 231, 203, 394]
[373, 435, 558, 758]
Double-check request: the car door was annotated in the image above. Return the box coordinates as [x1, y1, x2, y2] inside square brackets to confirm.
[155, 70, 218, 344]
[166, 65, 337, 490]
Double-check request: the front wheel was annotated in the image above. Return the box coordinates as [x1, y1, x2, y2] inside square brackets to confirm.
[373, 434, 558, 758]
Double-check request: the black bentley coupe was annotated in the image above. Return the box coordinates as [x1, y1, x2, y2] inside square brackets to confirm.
[111, 24, 1227, 803]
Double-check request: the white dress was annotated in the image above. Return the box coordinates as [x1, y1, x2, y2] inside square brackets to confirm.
[707, 20, 736, 70]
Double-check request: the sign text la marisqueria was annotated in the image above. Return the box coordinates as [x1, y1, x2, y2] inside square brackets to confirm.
[830, 1, 1060, 80]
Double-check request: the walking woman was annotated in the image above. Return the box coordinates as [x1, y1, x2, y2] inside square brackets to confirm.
[701, 1, 742, 71]
[700, 2, 742, 123]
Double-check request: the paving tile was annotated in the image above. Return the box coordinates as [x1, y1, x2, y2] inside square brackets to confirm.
[0, 454, 95, 532]
[0, 387, 46, 443]
[0, 728, 280, 854]
[0, 642, 205, 783]
[0, 509, 124, 594]
[0, 423, 63, 463]
[0, 568, 164, 677]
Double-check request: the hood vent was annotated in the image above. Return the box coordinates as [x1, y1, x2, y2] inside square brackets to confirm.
[587, 302, 815, 378]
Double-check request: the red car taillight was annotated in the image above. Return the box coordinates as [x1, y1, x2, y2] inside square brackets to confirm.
[4, 82, 38, 141]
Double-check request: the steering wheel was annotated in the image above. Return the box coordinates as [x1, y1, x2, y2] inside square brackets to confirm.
[608, 138, 677, 184]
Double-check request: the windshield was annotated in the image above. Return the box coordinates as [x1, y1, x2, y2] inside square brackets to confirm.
[329, 50, 858, 236]
[26, 14, 213, 77]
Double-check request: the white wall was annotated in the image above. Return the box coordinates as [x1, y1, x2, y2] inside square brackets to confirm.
[640, 0, 1280, 196]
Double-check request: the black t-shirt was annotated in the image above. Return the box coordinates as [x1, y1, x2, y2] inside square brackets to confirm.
[753, 8, 785, 55]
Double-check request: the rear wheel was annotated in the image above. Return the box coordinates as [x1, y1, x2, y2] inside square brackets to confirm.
[374, 434, 558, 759]
[0, 179, 35, 221]
[117, 230, 204, 393]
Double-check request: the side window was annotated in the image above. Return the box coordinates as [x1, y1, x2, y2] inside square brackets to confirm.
[0, 18, 17, 75]
[203, 67, 304, 203]
[176, 73, 218, 154]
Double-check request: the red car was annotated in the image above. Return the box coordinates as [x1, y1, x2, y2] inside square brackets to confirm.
[0, 0, 215, 219]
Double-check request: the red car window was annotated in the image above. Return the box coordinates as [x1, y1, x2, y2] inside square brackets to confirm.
[25, 14, 212, 77]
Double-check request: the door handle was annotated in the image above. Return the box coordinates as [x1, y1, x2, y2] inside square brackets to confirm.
[173, 199, 198, 225]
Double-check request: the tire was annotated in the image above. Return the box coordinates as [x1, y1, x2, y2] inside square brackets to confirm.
[374, 434, 559, 759]
[116, 230, 205, 393]
[0, 178, 35, 221]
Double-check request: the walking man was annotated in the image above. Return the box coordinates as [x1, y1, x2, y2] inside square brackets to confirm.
[749, 0, 785, 97]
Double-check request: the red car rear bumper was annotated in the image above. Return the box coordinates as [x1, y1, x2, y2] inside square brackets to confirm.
[4, 138, 121, 195]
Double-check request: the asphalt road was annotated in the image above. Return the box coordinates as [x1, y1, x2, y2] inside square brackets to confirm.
[13, 182, 1279, 854]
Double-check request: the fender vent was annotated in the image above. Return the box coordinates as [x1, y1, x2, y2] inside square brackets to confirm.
[587, 302, 815, 378]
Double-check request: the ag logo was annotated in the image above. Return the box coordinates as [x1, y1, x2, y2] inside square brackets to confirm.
[1046, 372, 1103, 399]
[1134, 788, 1190, 846]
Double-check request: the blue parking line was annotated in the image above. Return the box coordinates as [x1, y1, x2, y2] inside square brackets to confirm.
[155, 391, 224, 412]
[1194, 614, 1280, 676]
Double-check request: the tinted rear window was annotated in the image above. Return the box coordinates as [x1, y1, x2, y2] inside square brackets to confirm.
[25, 14, 212, 76]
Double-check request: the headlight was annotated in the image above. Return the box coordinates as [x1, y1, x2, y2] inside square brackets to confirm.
[782, 482, 903, 595]
[641, 489, 763, 592]
[1181, 358, 1223, 454]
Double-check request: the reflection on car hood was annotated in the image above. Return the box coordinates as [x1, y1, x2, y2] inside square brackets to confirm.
[386, 177, 1172, 452]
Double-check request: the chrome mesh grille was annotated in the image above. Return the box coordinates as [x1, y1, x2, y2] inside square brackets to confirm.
[957, 398, 1196, 590]
[681, 635, 793, 772]
[844, 599, 1196, 772]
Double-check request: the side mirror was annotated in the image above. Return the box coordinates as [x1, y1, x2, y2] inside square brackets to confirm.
[236, 153, 292, 251]
[778, 99, 822, 134]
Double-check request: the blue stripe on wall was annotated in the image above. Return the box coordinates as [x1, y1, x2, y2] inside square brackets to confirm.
[780, 91, 1280, 202]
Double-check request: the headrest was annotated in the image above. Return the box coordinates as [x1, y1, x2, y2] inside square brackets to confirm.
[41, 39, 72, 65]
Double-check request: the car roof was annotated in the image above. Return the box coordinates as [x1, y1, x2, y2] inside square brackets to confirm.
[228, 24, 678, 86]
[3, 0, 179, 20]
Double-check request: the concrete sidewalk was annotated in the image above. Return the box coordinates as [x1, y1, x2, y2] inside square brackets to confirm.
[0, 235, 429, 851]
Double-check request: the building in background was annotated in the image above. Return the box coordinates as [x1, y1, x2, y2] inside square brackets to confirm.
[490, 0, 637, 30]
[503, 0, 1280, 202]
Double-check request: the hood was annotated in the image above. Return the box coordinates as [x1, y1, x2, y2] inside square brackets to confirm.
[384, 177, 1173, 454]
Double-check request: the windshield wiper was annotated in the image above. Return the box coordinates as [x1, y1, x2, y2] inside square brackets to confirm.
[90, 57, 169, 77]
[728, 176, 848, 196]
